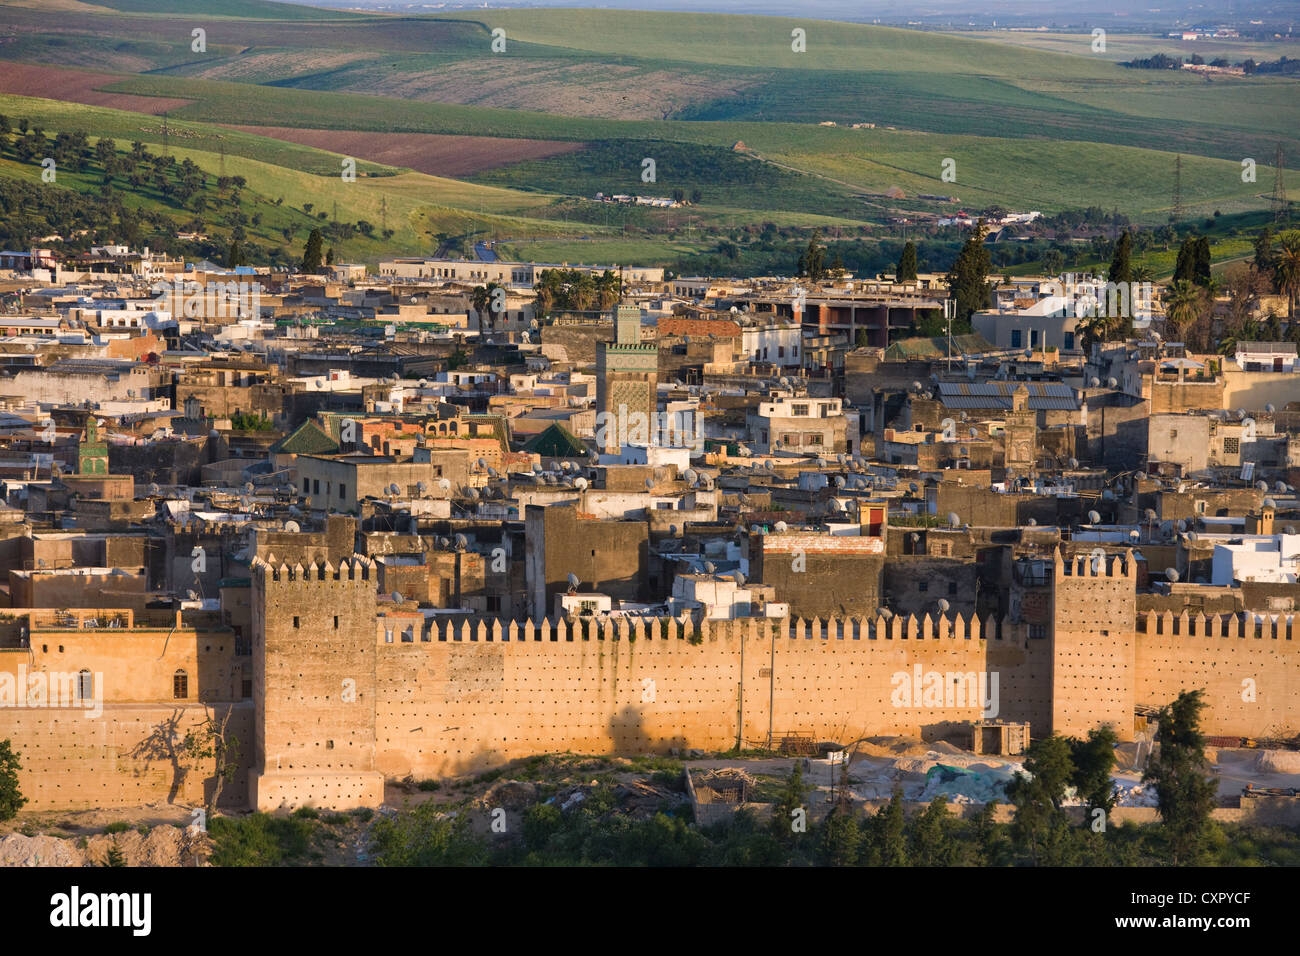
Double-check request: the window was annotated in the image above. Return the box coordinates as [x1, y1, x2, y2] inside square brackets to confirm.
[791, 404, 809, 416]
[385, 628, 393, 643]
[1170, 429, 1178, 439]
[339, 484, 347, 500]
[1010, 330, 1022, 349]
[1064, 332, 1075, 351]
[1030, 329, 1039, 347]
[807, 434, 823, 445]
[293, 616, 300, 629]
[77, 670, 93, 702]
[1223, 437, 1240, 455]
[1029, 624, 1048, 640]
[333, 616, 339, 629]
[313, 479, 320, 495]
[918, 581, 928, 592]
[778, 346, 785, 358]
[302, 477, 309, 493]
[241, 679, 252, 699]
[173, 669, 188, 699]
[401, 626, 414, 643]
[948, 582, 958, 595]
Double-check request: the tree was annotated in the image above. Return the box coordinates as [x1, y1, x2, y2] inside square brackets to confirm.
[300, 228, 324, 274]
[1163, 278, 1207, 343]
[1274, 230, 1300, 320]
[102, 843, 126, 867]
[797, 232, 826, 281]
[770, 762, 809, 844]
[1108, 229, 1133, 287]
[946, 220, 993, 326]
[1069, 726, 1119, 823]
[180, 708, 241, 817]
[225, 240, 246, 270]
[325, 246, 335, 267]
[1006, 734, 1074, 864]
[896, 240, 918, 281]
[910, 795, 955, 866]
[1172, 237, 1195, 282]
[690, 188, 702, 204]
[863, 786, 908, 866]
[1144, 690, 1218, 865]
[0, 739, 25, 821]
[817, 803, 862, 865]
[1193, 235, 1212, 286]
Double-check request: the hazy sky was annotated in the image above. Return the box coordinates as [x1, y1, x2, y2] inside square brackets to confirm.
[289, 0, 1295, 28]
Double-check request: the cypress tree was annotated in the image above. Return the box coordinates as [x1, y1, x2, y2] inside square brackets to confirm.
[896, 240, 918, 281]
[300, 228, 324, 274]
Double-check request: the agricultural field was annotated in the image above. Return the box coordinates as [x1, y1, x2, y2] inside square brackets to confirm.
[0, 0, 1292, 266]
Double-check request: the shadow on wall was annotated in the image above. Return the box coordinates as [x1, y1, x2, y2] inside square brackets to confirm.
[608, 703, 691, 756]
[122, 704, 250, 809]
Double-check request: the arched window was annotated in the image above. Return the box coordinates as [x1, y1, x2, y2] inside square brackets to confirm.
[173, 669, 188, 699]
[77, 669, 93, 703]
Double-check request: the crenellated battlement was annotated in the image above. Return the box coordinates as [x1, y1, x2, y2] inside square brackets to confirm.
[383, 612, 1007, 645]
[1139, 609, 1299, 641]
[1054, 546, 1137, 580]
[251, 554, 376, 585]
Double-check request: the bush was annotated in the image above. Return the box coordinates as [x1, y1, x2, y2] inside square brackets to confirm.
[0, 740, 26, 821]
[208, 813, 315, 867]
[103, 821, 131, 834]
[416, 779, 441, 792]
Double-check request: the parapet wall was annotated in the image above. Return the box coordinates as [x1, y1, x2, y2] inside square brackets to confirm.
[371, 613, 1051, 779]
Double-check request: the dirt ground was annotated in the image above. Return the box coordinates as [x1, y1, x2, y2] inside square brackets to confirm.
[0, 63, 192, 115]
[224, 125, 583, 177]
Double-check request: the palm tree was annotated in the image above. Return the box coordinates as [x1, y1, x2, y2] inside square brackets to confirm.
[1163, 279, 1205, 343]
[1274, 230, 1300, 320]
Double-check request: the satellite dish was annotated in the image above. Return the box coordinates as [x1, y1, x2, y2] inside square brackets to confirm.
[1165, 568, 1179, 583]
[731, 571, 745, 586]
[877, 607, 894, 620]
[704, 561, 716, 574]
[1090, 377, 1100, 388]
[1088, 510, 1101, 524]
[683, 468, 698, 484]
[1144, 509, 1157, 521]
[1107, 377, 1117, 388]
[149, 482, 160, 496]
[1264, 497, 1277, 509]
[908, 532, 919, 543]
[969, 427, 978, 438]
[1257, 480, 1269, 492]
[389, 483, 401, 495]
[1176, 518, 1187, 532]
[392, 591, 404, 603]
[1129, 529, 1140, 540]
[416, 481, 428, 495]
[1069, 457, 1079, 469]
[775, 520, 788, 532]
[454, 533, 468, 550]
[439, 478, 451, 490]
[567, 572, 580, 589]
[937, 599, 950, 613]
[645, 478, 655, 490]
[574, 477, 589, 490]
[244, 482, 254, 494]
[833, 476, 846, 489]
[283, 520, 300, 533]
[909, 482, 919, 494]
[1027, 518, 1037, 526]
[947, 512, 960, 528]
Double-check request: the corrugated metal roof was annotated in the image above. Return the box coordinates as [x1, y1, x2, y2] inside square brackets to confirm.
[935, 381, 1078, 411]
